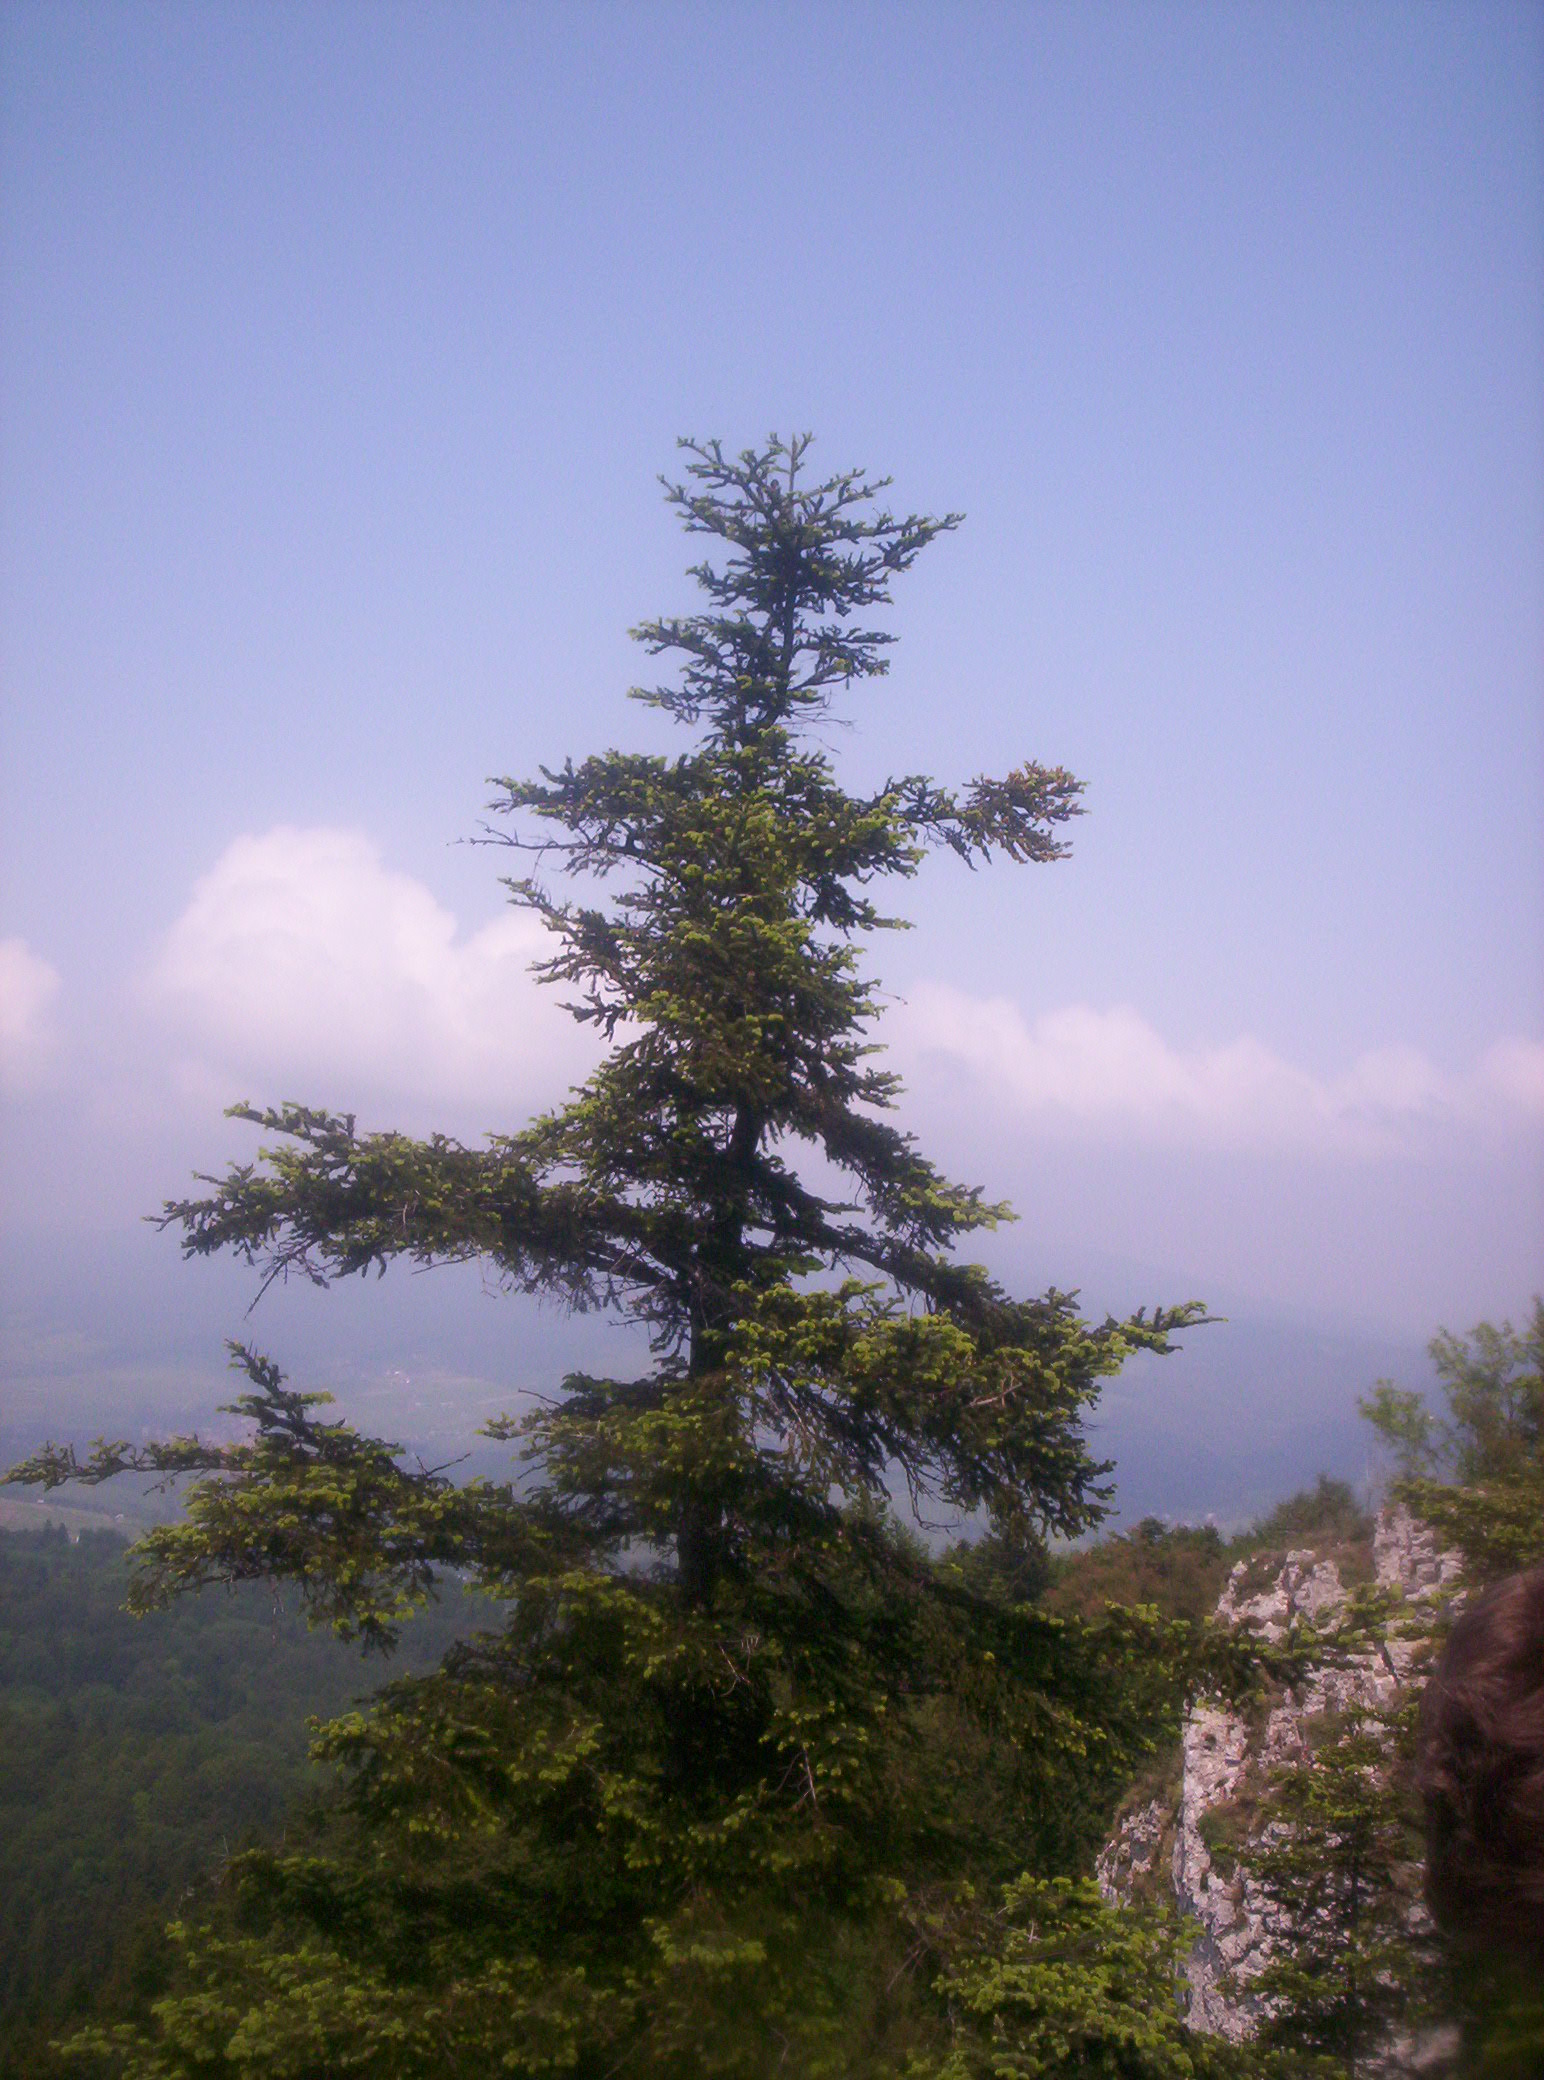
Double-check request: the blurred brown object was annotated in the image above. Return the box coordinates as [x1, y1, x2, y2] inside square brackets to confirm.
[1419, 1564, 1544, 1969]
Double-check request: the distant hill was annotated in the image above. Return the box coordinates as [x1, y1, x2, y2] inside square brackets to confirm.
[1089, 1310, 1432, 1526]
[3, 1228, 1433, 1531]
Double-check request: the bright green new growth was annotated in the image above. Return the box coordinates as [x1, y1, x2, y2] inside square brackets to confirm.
[13, 439, 1236, 2074]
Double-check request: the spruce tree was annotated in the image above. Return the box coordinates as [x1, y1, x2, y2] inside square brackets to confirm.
[1249, 1702, 1435, 2076]
[13, 438, 1227, 2074]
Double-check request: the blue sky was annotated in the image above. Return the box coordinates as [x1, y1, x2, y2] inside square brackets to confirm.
[2, 2, 1541, 1400]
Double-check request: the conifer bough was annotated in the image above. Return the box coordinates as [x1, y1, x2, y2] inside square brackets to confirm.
[11, 438, 1240, 2075]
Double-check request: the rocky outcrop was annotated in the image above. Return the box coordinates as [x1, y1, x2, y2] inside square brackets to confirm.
[1098, 1506, 1462, 2041]
[1373, 1505, 1465, 1657]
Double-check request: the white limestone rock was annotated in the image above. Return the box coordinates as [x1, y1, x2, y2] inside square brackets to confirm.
[1095, 1795, 1167, 1897]
[1099, 1503, 1464, 2043]
[1374, 1503, 1464, 1605]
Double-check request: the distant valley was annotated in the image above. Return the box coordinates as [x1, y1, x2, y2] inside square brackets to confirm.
[3, 1227, 1435, 1531]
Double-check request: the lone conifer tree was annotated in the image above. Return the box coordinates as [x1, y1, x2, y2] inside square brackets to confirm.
[16, 439, 1222, 2074]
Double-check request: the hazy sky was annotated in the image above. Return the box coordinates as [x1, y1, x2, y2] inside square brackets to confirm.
[2, 1, 1541, 1379]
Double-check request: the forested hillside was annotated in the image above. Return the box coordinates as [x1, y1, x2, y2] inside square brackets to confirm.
[0, 1528, 477, 2077]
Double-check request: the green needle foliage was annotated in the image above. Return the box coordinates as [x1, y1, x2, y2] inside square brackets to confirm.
[11, 438, 1235, 2076]
[1248, 1702, 1435, 2078]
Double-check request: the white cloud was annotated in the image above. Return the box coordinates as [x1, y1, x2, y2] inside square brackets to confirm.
[141, 835, 1544, 1162]
[1479, 1036, 1544, 1119]
[895, 983, 1544, 1156]
[146, 827, 598, 1116]
[0, 937, 62, 1094]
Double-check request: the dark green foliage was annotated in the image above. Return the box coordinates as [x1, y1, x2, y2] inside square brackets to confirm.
[1443, 1959, 1544, 2080]
[0, 1526, 474, 2074]
[8, 438, 1242, 2075]
[944, 1522, 1054, 1609]
[1248, 1702, 1434, 2077]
